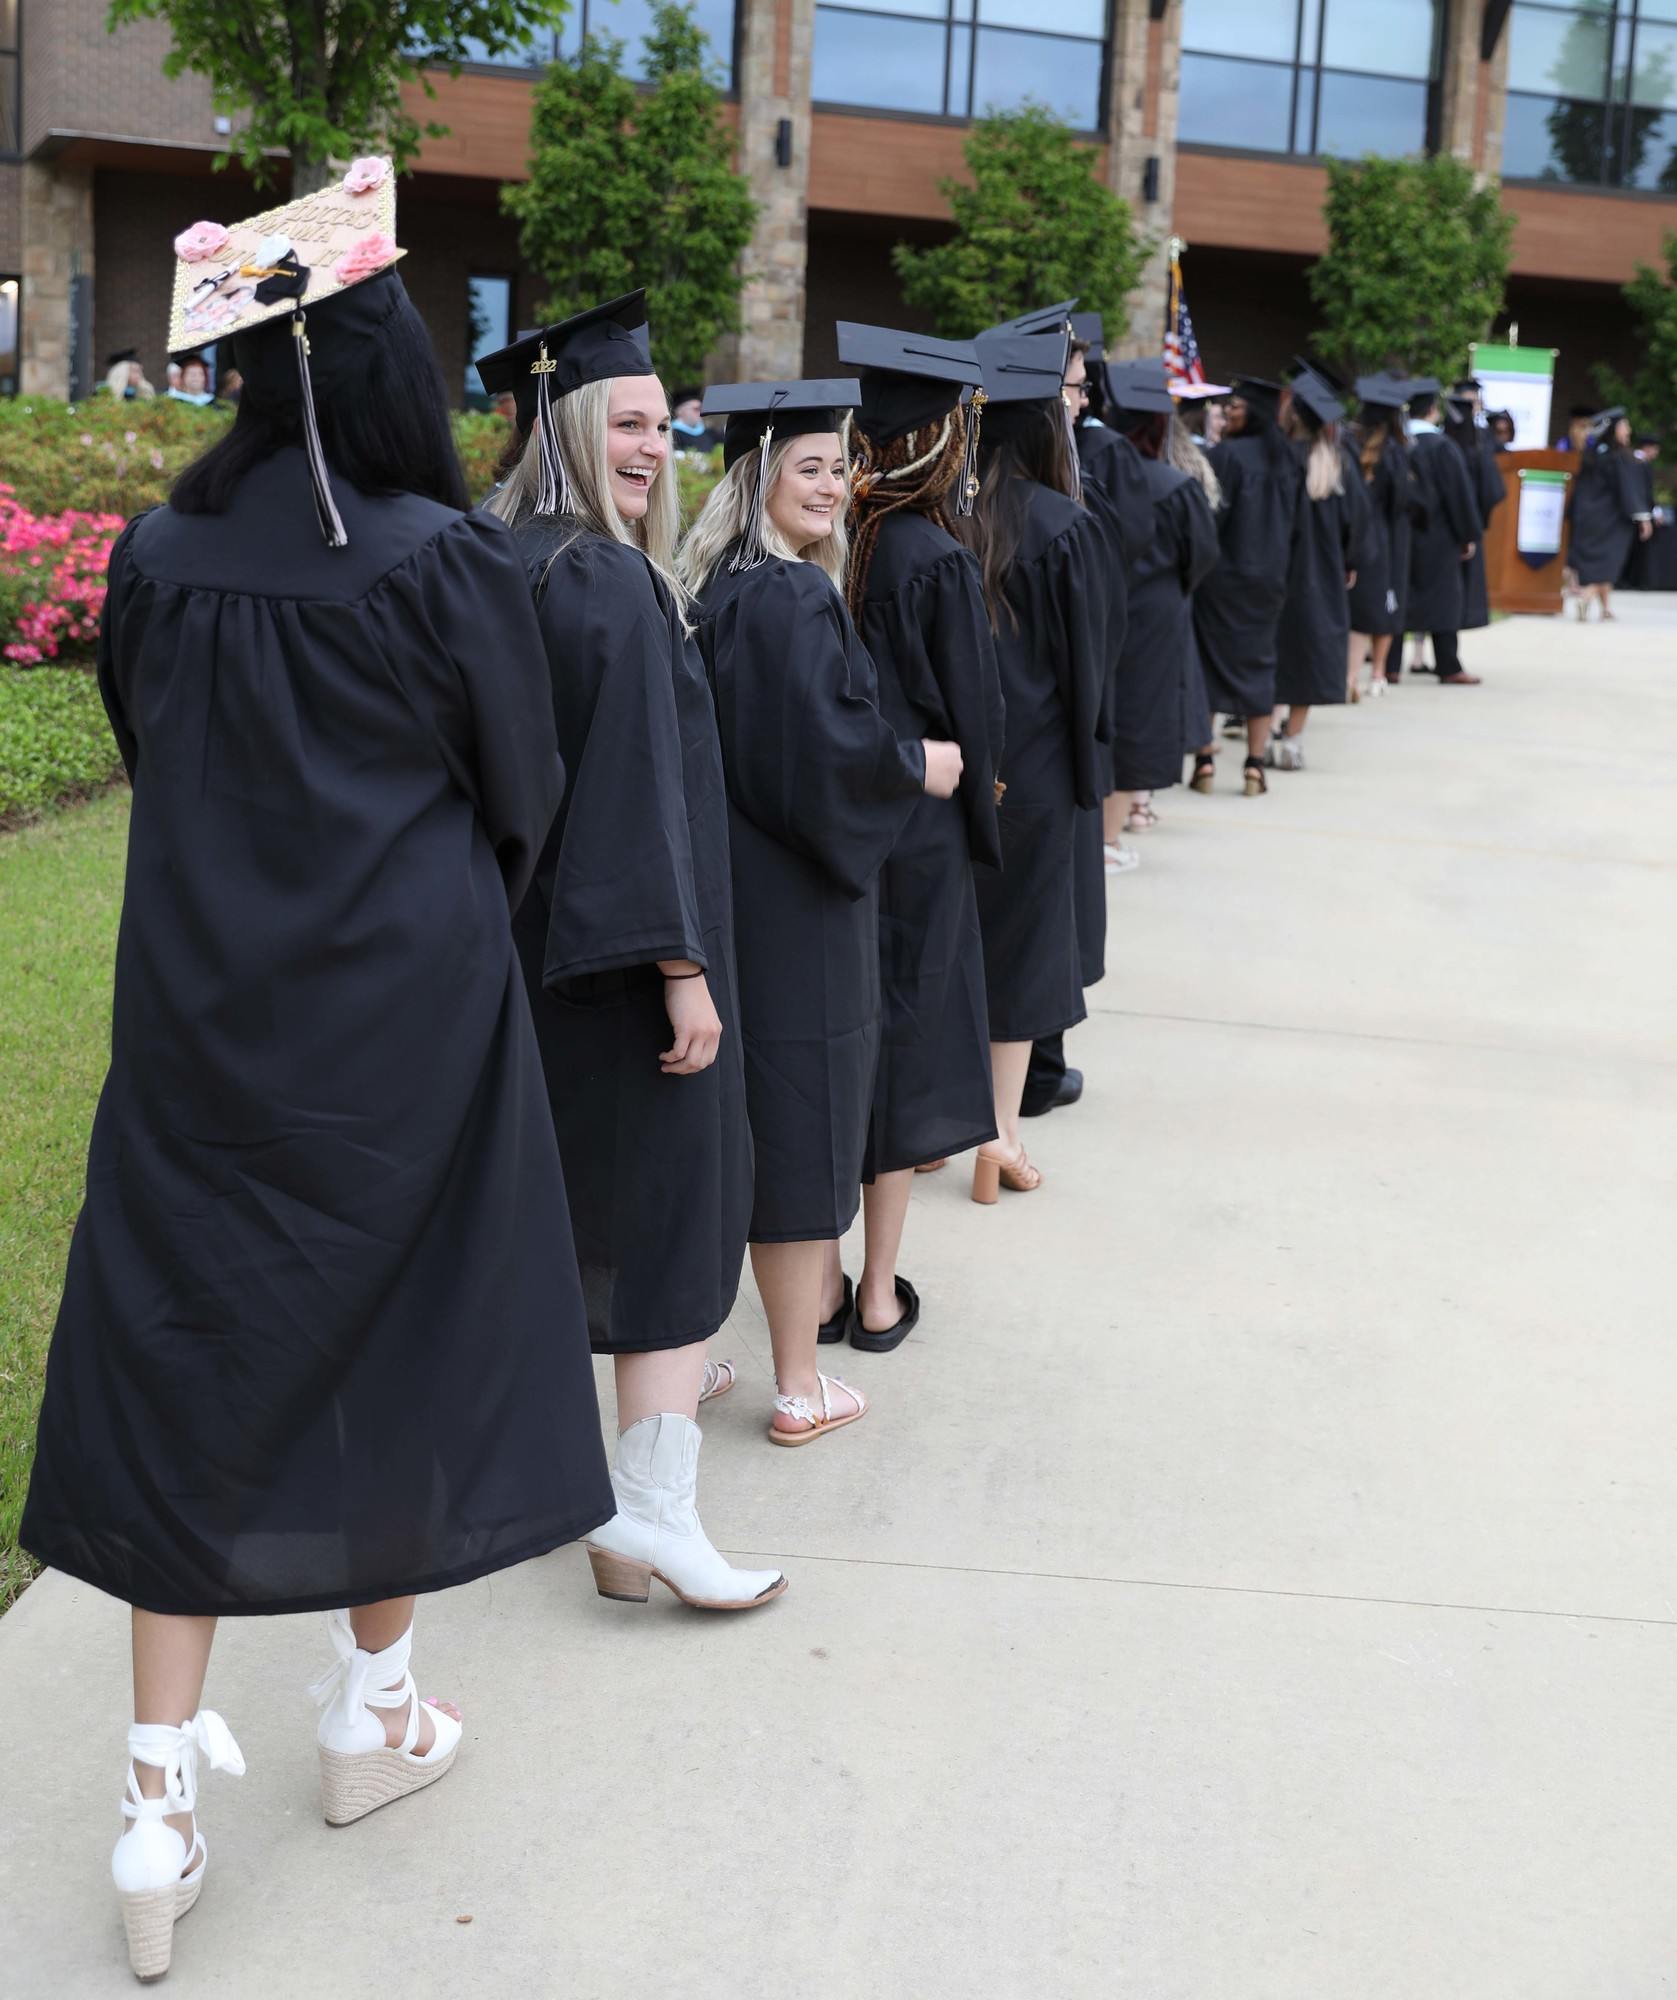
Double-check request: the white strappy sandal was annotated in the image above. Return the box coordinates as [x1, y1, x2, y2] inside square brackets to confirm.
[767, 1371, 869, 1446]
[698, 1357, 735, 1404]
[111, 1710, 244, 1981]
[309, 1608, 462, 1827]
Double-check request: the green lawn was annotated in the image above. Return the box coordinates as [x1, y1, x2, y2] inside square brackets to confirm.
[0, 789, 128, 1606]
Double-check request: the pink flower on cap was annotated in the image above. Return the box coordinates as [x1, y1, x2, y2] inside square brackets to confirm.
[342, 156, 391, 196]
[334, 233, 398, 286]
[174, 220, 231, 264]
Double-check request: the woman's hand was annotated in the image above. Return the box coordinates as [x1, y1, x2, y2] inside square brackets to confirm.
[921, 739, 963, 799]
[658, 963, 722, 1075]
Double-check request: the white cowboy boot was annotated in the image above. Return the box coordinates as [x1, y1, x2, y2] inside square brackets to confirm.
[587, 1412, 787, 1611]
[111, 1711, 244, 1980]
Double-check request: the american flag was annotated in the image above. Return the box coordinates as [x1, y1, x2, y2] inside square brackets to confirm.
[1164, 247, 1207, 392]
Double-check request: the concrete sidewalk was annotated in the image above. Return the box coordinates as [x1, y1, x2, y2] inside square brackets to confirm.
[5, 605, 1675, 1998]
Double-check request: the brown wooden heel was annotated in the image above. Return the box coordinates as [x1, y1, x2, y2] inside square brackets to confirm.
[971, 1155, 1001, 1205]
[587, 1543, 653, 1602]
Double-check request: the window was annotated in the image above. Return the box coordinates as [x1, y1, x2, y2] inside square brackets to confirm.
[1, 0, 20, 159]
[0, 276, 18, 397]
[465, 273, 514, 408]
[811, 0, 1109, 130]
[443, 0, 737, 86]
[1178, 0, 1440, 159]
[1503, 2, 1677, 189]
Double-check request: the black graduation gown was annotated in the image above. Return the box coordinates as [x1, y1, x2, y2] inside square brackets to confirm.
[510, 524, 752, 1352]
[972, 483, 1109, 1042]
[1450, 421, 1506, 629]
[1276, 442, 1363, 708]
[1111, 460, 1219, 788]
[1569, 445, 1646, 585]
[1193, 432, 1303, 718]
[1406, 429, 1483, 633]
[693, 555, 924, 1242]
[1347, 435, 1416, 637]
[21, 450, 613, 1616]
[857, 512, 1004, 1176]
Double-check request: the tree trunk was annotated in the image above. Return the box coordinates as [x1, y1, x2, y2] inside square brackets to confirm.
[290, 154, 338, 196]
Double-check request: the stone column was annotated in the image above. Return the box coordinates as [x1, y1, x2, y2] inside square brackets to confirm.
[733, 0, 813, 378]
[1438, 0, 1510, 173]
[1105, 0, 1182, 359]
[20, 161, 95, 400]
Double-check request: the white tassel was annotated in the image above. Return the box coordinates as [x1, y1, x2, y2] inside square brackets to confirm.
[531, 342, 572, 518]
[1062, 393, 1083, 505]
[958, 390, 987, 518]
[292, 313, 347, 549]
[728, 422, 774, 574]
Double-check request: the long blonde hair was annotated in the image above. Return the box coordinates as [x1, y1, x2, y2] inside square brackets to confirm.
[485, 376, 688, 617]
[677, 432, 851, 597]
[1285, 405, 1345, 503]
[1165, 414, 1222, 510]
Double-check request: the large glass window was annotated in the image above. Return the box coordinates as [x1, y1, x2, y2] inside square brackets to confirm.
[811, 0, 1108, 130]
[1178, 0, 1441, 158]
[1504, 2, 1677, 189]
[0, 276, 18, 398]
[465, 274, 514, 409]
[1, 0, 19, 159]
[441, 0, 737, 86]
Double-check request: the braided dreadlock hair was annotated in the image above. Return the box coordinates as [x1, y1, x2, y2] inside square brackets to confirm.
[844, 403, 970, 626]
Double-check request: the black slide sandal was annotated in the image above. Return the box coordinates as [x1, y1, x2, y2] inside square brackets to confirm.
[817, 1272, 853, 1346]
[848, 1275, 921, 1354]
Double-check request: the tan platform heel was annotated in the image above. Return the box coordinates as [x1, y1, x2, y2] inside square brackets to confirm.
[310, 1609, 462, 1827]
[972, 1144, 1043, 1203]
[111, 1713, 244, 1983]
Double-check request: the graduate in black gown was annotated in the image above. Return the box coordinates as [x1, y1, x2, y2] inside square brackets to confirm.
[475, 299, 779, 1613]
[681, 380, 959, 1443]
[954, 327, 1109, 1203]
[1569, 407, 1653, 619]
[835, 321, 1004, 1347]
[20, 180, 612, 1983]
[1446, 377, 1507, 638]
[1346, 373, 1417, 698]
[1190, 374, 1303, 795]
[1405, 379, 1485, 686]
[1102, 358, 1220, 791]
[1271, 365, 1369, 769]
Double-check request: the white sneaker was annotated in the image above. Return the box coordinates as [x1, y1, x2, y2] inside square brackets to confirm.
[1104, 842, 1140, 875]
[1267, 737, 1305, 771]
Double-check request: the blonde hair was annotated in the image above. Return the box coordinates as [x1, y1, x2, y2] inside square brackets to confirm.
[1165, 414, 1222, 510]
[1304, 429, 1344, 503]
[677, 432, 851, 596]
[484, 376, 688, 619]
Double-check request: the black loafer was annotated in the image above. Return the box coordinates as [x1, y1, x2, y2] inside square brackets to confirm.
[817, 1272, 853, 1345]
[848, 1275, 920, 1354]
[1021, 1067, 1083, 1118]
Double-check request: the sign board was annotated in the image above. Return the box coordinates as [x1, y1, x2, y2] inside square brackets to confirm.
[1471, 342, 1557, 451]
[1516, 467, 1569, 558]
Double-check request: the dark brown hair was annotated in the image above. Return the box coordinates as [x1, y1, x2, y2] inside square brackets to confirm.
[949, 402, 1078, 632]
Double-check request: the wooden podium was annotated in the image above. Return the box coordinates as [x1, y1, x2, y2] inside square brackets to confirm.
[1485, 449, 1574, 615]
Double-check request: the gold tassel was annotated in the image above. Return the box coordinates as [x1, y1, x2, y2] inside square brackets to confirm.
[958, 390, 986, 518]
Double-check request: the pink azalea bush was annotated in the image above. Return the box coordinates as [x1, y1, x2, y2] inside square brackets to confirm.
[0, 485, 124, 666]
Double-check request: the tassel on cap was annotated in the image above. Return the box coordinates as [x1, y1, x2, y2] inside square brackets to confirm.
[729, 418, 776, 574]
[958, 389, 986, 518]
[291, 311, 348, 549]
[1061, 392, 1083, 505]
[531, 340, 574, 518]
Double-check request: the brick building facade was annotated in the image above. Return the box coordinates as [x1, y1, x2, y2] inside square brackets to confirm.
[3, 2, 1675, 422]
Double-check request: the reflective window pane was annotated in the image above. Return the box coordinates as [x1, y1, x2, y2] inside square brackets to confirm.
[977, 0, 1104, 34]
[1500, 88, 1609, 180]
[1177, 51, 1295, 150]
[971, 26, 1103, 127]
[1321, 0, 1436, 80]
[1180, 0, 1298, 63]
[1294, 65, 1318, 150]
[1316, 69, 1429, 155]
[813, 10, 949, 111]
[811, 0, 947, 18]
[1615, 103, 1677, 185]
[1629, 21, 1677, 109]
[948, 24, 974, 111]
[465, 274, 513, 403]
[1506, 3, 1612, 99]
[0, 275, 17, 397]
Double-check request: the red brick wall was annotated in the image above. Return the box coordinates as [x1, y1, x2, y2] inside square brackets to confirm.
[23, 0, 218, 158]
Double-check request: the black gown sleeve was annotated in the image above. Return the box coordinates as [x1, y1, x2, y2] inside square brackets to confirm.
[1436, 443, 1482, 547]
[924, 546, 1007, 871]
[96, 515, 149, 781]
[533, 541, 707, 987]
[1477, 435, 1507, 521]
[407, 511, 567, 911]
[1615, 450, 1651, 523]
[1340, 445, 1374, 575]
[1167, 480, 1221, 594]
[1034, 510, 1112, 811]
[712, 562, 926, 899]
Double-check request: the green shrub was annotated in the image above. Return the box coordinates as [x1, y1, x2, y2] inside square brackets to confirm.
[0, 668, 124, 821]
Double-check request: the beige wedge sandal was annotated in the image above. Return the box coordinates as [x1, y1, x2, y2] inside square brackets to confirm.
[310, 1609, 462, 1828]
[111, 1711, 245, 1983]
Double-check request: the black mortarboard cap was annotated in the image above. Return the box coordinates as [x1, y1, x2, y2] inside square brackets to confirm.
[1404, 375, 1443, 415]
[1568, 403, 1594, 418]
[837, 323, 983, 445]
[1355, 372, 1410, 410]
[988, 300, 1079, 340]
[974, 328, 1071, 404]
[475, 292, 651, 432]
[1290, 352, 1348, 394]
[703, 377, 861, 469]
[1635, 431, 1660, 448]
[1288, 367, 1344, 426]
[1231, 375, 1283, 420]
[1104, 356, 1175, 416]
[1069, 310, 1104, 362]
[106, 348, 139, 368]
[1587, 404, 1626, 439]
[1454, 376, 1482, 393]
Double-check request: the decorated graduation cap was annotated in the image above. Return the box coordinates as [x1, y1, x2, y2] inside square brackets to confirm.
[1069, 310, 1104, 362]
[838, 322, 987, 515]
[701, 377, 861, 574]
[1104, 356, 1176, 417]
[1287, 366, 1344, 427]
[474, 292, 652, 516]
[167, 155, 406, 548]
[1355, 371, 1411, 412]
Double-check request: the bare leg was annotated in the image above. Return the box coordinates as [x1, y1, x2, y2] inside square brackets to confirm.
[1370, 633, 1394, 680]
[1600, 582, 1615, 620]
[820, 1237, 846, 1322]
[1346, 631, 1365, 698]
[1103, 791, 1132, 844]
[615, 1343, 706, 1430]
[858, 1169, 914, 1331]
[1284, 704, 1310, 738]
[1245, 713, 1272, 762]
[985, 1039, 1033, 1162]
[132, 1612, 216, 1860]
[347, 1596, 453, 1750]
[753, 1240, 859, 1432]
